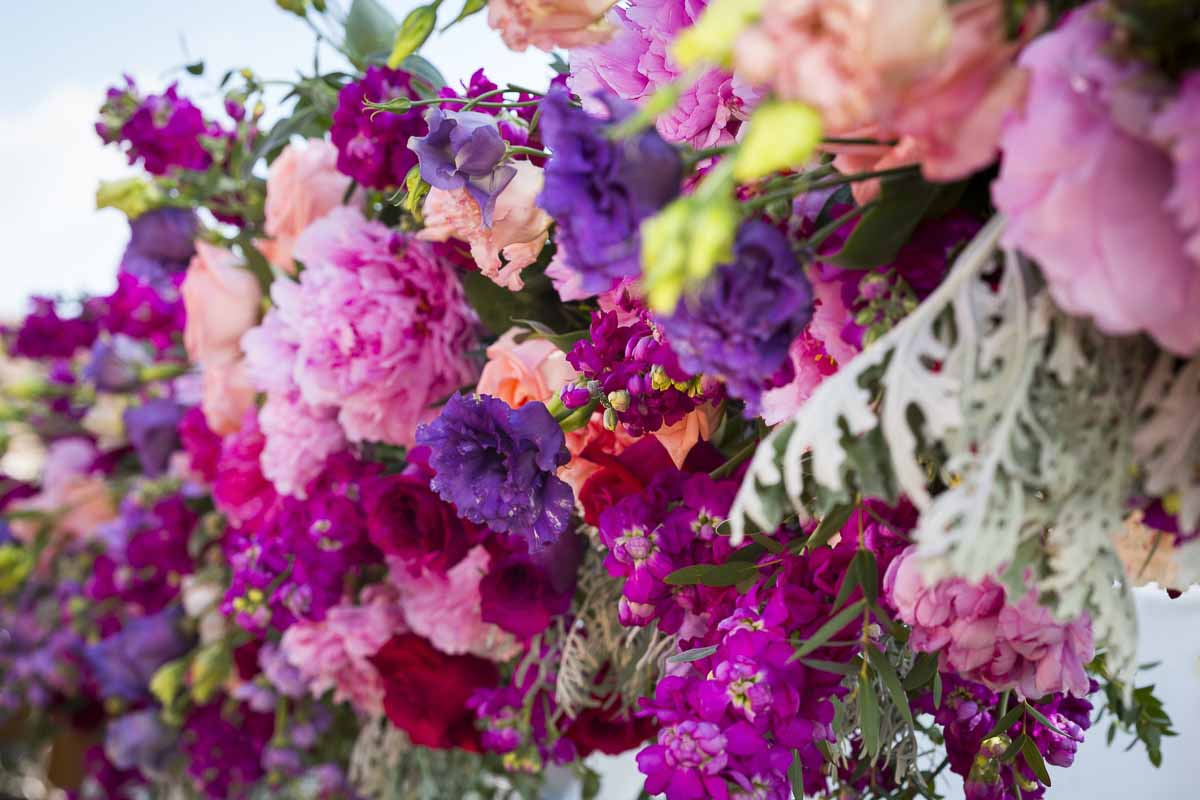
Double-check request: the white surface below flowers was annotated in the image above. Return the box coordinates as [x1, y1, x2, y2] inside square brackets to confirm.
[571, 588, 1200, 800]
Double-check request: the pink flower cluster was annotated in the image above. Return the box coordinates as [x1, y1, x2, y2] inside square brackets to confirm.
[242, 207, 479, 495]
[885, 547, 1094, 699]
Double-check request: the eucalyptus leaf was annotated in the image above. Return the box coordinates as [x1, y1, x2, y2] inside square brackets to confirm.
[858, 675, 881, 758]
[788, 750, 805, 799]
[667, 645, 718, 664]
[865, 646, 913, 727]
[793, 599, 865, 659]
[664, 561, 758, 587]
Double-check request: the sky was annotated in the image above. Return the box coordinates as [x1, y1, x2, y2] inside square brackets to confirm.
[0, 0, 550, 316]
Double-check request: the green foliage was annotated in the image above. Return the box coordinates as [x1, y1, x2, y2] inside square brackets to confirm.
[463, 247, 592, 338]
[1107, 0, 1200, 81]
[344, 0, 399, 66]
[826, 173, 962, 270]
[1091, 654, 1178, 768]
[663, 561, 758, 587]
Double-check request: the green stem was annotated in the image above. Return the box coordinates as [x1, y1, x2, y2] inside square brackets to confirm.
[507, 145, 551, 159]
[710, 437, 759, 480]
[806, 203, 875, 249]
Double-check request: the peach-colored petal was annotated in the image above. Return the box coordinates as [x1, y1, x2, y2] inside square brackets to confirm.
[652, 403, 719, 470]
[487, 0, 614, 52]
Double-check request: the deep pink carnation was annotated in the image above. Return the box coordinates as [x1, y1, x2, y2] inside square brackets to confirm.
[568, 0, 757, 148]
[241, 207, 478, 496]
[884, 546, 1094, 699]
[993, 3, 1200, 355]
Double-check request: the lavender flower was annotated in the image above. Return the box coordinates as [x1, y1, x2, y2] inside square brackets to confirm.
[85, 335, 149, 392]
[537, 87, 683, 293]
[416, 393, 574, 551]
[120, 207, 198, 284]
[83, 606, 192, 702]
[409, 107, 516, 225]
[123, 397, 185, 476]
[105, 709, 177, 772]
[657, 221, 813, 416]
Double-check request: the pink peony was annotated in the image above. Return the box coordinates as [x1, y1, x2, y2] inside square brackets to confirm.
[418, 161, 552, 291]
[242, 207, 479, 495]
[569, 0, 757, 148]
[1152, 73, 1200, 265]
[388, 545, 521, 661]
[181, 241, 261, 434]
[487, 0, 615, 52]
[885, 546, 1094, 699]
[257, 139, 357, 273]
[476, 327, 578, 410]
[992, 3, 1200, 355]
[279, 584, 407, 715]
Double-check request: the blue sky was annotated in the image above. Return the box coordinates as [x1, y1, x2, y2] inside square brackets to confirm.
[0, 0, 550, 315]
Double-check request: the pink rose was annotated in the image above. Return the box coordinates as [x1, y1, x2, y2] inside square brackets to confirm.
[476, 327, 578, 410]
[182, 241, 262, 434]
[992, 3, 1200, 355]
[487, 0, 614, 52]
[11, 439, 115, 545]
[257, 139, 355, 273]
[419, 160, 552, 291]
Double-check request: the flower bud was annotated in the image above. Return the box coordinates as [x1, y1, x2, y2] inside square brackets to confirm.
[0, 545, 33, 592]
[188, 642, 232, 704]
[387, 4, 440, 69]
[672, 0, 764, 69]
[95, 177, 164, 220]
[149, 658, 188, 709]
[733, 101, 822, 183]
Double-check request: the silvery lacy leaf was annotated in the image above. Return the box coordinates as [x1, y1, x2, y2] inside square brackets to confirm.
[731, 216, 1151, 673]
[1132, 353, 1200, 532]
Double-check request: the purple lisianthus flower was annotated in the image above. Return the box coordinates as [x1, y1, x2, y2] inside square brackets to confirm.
[120, 207, 198, 284]
[479, 531, 585, 639]
[85, 335, 149, 392]
[105, 709, 177, 772]
[330, 66, 426, 189]
[83, 606, 192, 702]
[416, 393, 574, 551]
[537, 87, 682, 294]
[123, 397, 185, 476]
[409, 107, 516, 225]
[657, 221, 813, 416]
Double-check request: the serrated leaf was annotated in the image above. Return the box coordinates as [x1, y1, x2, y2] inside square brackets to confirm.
[344, 0, 398, 66]
[1020, 736, 1052, 786]
[793, 598, 865, 659]
[667, 645, 718, 664]
[664, 561, 758, 587]
[865, 646, 913, 727]
[858, 676, 881, 758]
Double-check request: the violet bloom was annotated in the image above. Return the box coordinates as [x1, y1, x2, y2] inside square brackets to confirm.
[330, 66, 426, 189]
[85, 335, 149, 392]
[416, 393, 574, 551]
[479, 531, 585, 640]
[83, 606, 192, 702]
[658, 221, 814, 416]
[409, 108, 516, 225]
[9, 297, 100, 359]
[120, 207, 198, 284]
[123, 397, 185, 476]
[537, 87, 682, 293]
[105, 709, 176, 772]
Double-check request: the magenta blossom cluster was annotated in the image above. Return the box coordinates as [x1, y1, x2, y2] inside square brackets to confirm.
[885, 546, 1095, 699]
[563, 301, 721, 438]
[7, 297, 100, 360]
[97, 77, 224, 175]
[330, 66, 427, 189]
[913, 674, 1096, 800]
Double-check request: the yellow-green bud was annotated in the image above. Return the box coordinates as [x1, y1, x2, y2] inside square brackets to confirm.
[0, 546, 33, 592]
[671, 0, 764, 69]
[95, 177, 164, 220]
[733, 101, 823, 183]
[387, 4, 440, 69]
[606, 390, 630, 413]
[275, 0, 307, 16]
[189, 642, 233, 704]
[602, 407, 618, 431]
[149, 658, 188, 709]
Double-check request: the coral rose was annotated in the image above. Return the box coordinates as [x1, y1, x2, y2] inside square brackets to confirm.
[487, 0, 614, 52]
[257, 139, 355, 273]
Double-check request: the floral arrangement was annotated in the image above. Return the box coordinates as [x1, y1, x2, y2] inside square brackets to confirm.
[1, 0, 1195, 798]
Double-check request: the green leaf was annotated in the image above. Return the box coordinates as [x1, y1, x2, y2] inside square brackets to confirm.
[932, 671, 943, 710]
[858, 675, 881, 758]
[788, 750, 805, 799]
[667, 645, 718, 664]
[985, 705, 1025, 741]
[749, 531, 784, 554]
[1000, 734, 1026, 763]
[243, 106, 321, 178]
[386, 3, 440, 68]
[827, 173, 947, 269]
[512, 319, 589, 352]
[866, 646, 913, 727]
[462, 250, 587, 338]
[793, 598, 865, 659]
[902, 652, 938, 691]
[1020, 736, 1052, 786]
[344, 0, 398, 66]
[854, 549, 879, 604]
[664, 561, 758, 587]
[185, 60, 205, 75]
[801, 503, 854, 551]
[832, 553, 861, 611]
[1023, 702, 1071, 740]
[799, 657, 860, 677]
[399, 54, 447, 98]
[443, 0, 486, 30]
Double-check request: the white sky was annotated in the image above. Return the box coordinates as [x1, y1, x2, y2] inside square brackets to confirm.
[0, 0, 549, 316]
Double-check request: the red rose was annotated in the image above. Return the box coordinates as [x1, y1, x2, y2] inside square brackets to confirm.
[577, 437, 678, 526]
[566, 705, 656, 756]
[370, 633, 498, 751]
[362, 471, 480, 575]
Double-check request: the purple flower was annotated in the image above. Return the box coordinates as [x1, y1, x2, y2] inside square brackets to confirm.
[182, 701, 274, 799]
[97, 77, 222, 175]
[123, 397, 185, 476]
[120, 207, 198, 284]
[330, 66, 426, 189]
[658, 221, 813, 416]
[409, 108, 516, 225]
[479, 531, 585, 640]
[537, 87, 682, 293]
[83, 606, 192, 702]
[99, 272, 186, 351]
[416, 393, 574, 551]
[85, 335, 149, 392]
[105, 709, 177, 772]
[8, 297, 100, 359]
[638, 719, 730, 797]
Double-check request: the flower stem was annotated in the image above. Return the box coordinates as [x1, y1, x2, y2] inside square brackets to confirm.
[710, 437, 759, 480]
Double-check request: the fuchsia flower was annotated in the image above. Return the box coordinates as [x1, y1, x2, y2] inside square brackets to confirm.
[885, 546, 1094, 699]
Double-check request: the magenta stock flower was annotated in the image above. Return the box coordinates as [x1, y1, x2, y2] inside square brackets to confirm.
[331, 66, 426, 189]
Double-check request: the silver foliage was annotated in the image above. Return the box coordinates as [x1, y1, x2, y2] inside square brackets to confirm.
[730, 216, 1158, 671]
[1133, 354, 1200, 532]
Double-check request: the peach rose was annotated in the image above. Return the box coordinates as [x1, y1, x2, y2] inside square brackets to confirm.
[487, 0, 614, 52]
[258, 139, 355, 273]
[419, 159, 552, 292]
[477, 327, 579, 409]
[653, 403, 721, 470]
[10, 439, 115, 545]
[182, 242, 262, 434]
